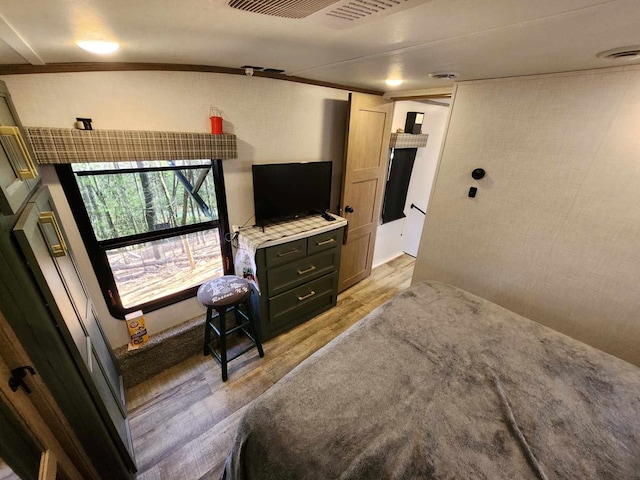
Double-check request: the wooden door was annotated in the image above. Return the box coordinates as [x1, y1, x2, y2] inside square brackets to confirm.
[338, 93, 394, 292]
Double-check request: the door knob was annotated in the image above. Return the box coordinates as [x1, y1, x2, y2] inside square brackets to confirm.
[345, 206, 354, 213]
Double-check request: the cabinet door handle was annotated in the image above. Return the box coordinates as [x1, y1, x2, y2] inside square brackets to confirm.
[297, 290, 316, 301]
[277, 248, 300, 257]
[86, 337, 93, 373]
[38, 211, 67, 257]
[8, 366, 36, 394]
[0, 126, 38, 180]
[316, 238, 335, 246]
[297, 265, 316, 275]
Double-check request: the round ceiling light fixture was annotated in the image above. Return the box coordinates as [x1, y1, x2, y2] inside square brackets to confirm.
[429, 71, 459, 79]
[76, 40, 120, 54]
[385, 79, 403, 87]
[596, 46, 640, 61]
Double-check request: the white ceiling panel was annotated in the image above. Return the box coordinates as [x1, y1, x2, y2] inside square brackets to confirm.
[293, 0, 640, 90]
[0, 0, 637, 92]
[0, 37, 28, 64]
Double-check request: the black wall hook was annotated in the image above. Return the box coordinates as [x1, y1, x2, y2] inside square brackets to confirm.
[471, 168, 486, 180]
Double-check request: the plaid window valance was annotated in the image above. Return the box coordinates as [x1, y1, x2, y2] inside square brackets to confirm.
[25, 127, 237, 164]
[389, 133, 429, 149]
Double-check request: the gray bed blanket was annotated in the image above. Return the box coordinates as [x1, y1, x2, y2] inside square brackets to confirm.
[223, 281, 640, 479]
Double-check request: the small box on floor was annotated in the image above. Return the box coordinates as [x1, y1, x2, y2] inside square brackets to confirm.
[125, 310, 149, 351]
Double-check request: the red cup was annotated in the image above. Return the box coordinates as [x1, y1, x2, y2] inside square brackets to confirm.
[210, 116, 223, 134]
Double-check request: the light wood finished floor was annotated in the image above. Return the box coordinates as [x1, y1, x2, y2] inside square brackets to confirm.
[126, 254, 415, 480]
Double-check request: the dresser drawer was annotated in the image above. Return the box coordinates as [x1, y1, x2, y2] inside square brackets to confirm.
[265, 238, 307, 268]
[268, 273, 338, 332]
[267, 249, 339, 297]
[307, 228, 343, 256]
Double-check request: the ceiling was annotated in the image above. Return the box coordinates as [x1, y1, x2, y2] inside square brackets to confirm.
[0, 0, 638, 96]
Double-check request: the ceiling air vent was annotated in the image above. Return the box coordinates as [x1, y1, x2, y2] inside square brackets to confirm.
[326, 0, 414, 21]
[596, 46, 640, 61]
[227, 0, 432, 28]
[227, 0, 341, 19]
[313, 0, 433, 28]
[429, 71, 459, 79]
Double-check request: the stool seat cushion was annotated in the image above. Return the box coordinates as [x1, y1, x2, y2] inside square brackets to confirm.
[197, 275, 250, 308]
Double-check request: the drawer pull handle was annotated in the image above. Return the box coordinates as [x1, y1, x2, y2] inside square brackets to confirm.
[38, 211, 67, 257]
[0, 126, 38, 180]
[316, 238, 335, 246]
[297, 265, 316, 275]
[86, 337, 93, 373]
[277, 248, 300, 257]
[297, 290, 316, 301]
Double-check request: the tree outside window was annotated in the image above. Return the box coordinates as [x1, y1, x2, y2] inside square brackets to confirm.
[57, 159, 232, 318]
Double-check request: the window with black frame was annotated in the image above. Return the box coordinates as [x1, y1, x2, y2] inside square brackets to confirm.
[57, 159, 232, 318]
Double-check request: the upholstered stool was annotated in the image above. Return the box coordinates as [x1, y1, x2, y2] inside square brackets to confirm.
[197, 275, 264, 381]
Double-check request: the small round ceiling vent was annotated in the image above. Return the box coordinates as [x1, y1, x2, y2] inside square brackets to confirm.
[596, 46, 640, 61]
[429, 71, 460, 79]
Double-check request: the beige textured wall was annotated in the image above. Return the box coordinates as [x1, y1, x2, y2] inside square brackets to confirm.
[413, 65, 640, 366]
[1, 71, 349, 347]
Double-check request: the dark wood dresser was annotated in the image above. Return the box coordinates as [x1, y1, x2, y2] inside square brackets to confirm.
[249, 221, 345, 341]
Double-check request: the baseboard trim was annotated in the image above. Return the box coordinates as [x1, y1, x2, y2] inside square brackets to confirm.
[372, 252, 405, 270]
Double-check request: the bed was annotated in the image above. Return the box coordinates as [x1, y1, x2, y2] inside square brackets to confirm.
[223, 281, 640, 479]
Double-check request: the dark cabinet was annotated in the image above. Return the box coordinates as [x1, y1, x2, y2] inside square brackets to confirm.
[14, 186, 134, 464]
[0, 79, 136, 479]
[0, 81, 39, 215]
[255, 227, 343, 340]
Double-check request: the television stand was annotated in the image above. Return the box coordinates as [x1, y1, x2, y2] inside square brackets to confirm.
[238, 215, 347, 341]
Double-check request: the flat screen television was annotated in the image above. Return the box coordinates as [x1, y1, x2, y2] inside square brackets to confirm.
[252, 161, 332, 226]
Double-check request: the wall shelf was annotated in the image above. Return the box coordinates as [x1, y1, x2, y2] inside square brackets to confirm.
[25, 127, 237, 164]
[389, 133, 429, 149]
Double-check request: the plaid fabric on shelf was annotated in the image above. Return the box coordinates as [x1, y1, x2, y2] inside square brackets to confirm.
[234, 216, 344, 294]
[389, 133, 429, 149]
[25, 127, 237, 163]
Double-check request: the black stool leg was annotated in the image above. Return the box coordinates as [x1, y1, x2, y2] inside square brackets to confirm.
[203, 306, 212, 356]
[218, 307, 228, 382]
[243, 298, 264, 358]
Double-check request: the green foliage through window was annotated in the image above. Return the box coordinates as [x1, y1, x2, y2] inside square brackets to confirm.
[72, 160, 219, 241]
[60, 160, 231, 317]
